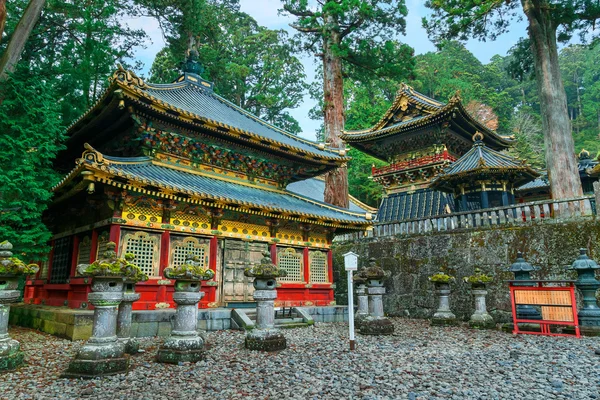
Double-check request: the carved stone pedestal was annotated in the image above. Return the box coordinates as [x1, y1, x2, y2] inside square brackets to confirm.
[354, 283, 369, 329]
[469, 288, 495, 329]
[245, 288, 286, 351]
[117, 281, 140, 354]
[63, 277, 128, 378]
[431, 283, 457, 326]
[360, 286, 394, 336]
[157, 280, 205, 364]
[0, 280, 23, 371]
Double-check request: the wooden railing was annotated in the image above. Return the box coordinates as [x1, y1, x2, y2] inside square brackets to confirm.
[336, 195, 596, 242]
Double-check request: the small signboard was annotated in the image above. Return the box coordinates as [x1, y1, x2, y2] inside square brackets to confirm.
[343, 252, 358, 271]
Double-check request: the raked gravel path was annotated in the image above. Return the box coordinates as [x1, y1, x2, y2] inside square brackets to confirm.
[1, 319, 599, 400]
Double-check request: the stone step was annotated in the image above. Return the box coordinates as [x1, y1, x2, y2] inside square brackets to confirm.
[277, 322, 311, 329]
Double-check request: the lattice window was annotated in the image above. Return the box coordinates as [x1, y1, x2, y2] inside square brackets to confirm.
[309, 251, 328, 283]
[170, 236, 209, 268]
[277, 247, 303, 282]
[120, 230, 161, 277]
[77, 235, 92, 268]
[49, 237, 72, 284]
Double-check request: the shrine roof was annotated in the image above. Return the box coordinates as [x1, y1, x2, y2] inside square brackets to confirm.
[376, 189, 455, 223]
[430, 136, 539, 190]
[54, 147, 372, 228]
[287, 177, 377, 214]
[515, 175, 549, 192]
[341, 83, 512, 155]
[67, 66, 347, 164]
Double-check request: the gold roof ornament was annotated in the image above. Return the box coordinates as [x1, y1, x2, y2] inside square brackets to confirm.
[579, 148, 591, 159]
[472, 131, 484, 142]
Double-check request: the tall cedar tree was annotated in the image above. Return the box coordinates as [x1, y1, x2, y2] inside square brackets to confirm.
[0, 68, 64, 261]
[280, 0, 410, 208]
[0, 0, 45, 81]
[422, 1, 600, 200]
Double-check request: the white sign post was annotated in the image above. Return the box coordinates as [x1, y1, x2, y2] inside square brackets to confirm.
[343, 252, 358, 351]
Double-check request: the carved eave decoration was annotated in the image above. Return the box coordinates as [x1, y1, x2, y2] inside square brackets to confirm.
[51, 145, 372, 231]
[67, 65, 348, 169]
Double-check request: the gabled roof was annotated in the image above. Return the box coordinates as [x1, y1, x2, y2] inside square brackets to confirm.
[376, 189, 455, 223]
[286, 177, 377, 214]
[340, 83, 512, 159]
[54, 146, 372, 229]
[66, 66, 348, 166]
[431, 137, 539, 191]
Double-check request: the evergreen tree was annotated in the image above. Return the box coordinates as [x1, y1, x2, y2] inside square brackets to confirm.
[423, 0, 600, 200]
[0, 68, 64, 261]
[280, 0, 413, 208]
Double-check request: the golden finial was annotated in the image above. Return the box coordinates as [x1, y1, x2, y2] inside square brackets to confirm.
[472, 131, 484, 142]
[579, 148, 591, 159]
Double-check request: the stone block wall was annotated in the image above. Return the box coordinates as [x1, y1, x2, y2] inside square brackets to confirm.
[333, 220, 600, 322]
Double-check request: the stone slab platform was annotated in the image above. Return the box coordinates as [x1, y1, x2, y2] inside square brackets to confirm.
[8, 304, 348, 341]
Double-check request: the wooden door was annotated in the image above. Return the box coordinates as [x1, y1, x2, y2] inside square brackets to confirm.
[221, 240, 267, 304]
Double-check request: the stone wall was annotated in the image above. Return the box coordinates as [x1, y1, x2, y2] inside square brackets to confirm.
[333, 220, 600, 322]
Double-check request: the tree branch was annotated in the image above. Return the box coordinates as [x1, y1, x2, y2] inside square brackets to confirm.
[290, 24, 320, 33]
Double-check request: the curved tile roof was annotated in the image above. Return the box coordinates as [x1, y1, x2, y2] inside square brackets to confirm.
[286, 178, 377, 213]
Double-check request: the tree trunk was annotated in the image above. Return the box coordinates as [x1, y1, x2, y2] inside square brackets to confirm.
[0, 0, 6, 45]
[322, 13, 349, 208]
[0, 0, 46, 81]
[575, 71, 582, 135]
[521, 0, 583, 200]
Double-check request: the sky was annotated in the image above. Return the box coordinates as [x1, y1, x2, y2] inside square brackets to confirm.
[129, 0, 528, 141]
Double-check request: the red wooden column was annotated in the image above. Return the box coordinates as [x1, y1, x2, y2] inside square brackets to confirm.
[159, 231, 170, 276]
[327, 249, 334, 284]
[69, 236, 80, 277]
[303, 247, 310, 303]
[209, 236, 218, 273]
[109, 224, 121, 247]
[270, 243, 278, 264]
[89, 229, 99, 263]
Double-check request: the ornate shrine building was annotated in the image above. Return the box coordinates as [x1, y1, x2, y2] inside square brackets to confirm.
[340, 84, 514, 222]
[24, 65, 372, 310]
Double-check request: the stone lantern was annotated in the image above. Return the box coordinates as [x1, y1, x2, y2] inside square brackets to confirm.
[428, 271, 457, 326]
[157, 254, 215, 363]
[359, 258, 394, 335]
[117, 253, 148, 354]
[243, 251, 287, 351]
[464, 268, 495, 329]
[568, 248, 600, 329]
[353, 270, 369, 329]
[0, 241, 39, 371]
[63, 242, 146, 378]
[509, 252, 542, 320]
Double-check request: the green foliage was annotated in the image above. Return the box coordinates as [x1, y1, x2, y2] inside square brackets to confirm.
[78, 242, 148, 281]
[463, 268, 493, 285]
[0, 68, 65, 262]
[146, 1, 306, 134]
[0, 241, 39, 275]
[428, 271, 455, 284]
[163, 253, 215, 280]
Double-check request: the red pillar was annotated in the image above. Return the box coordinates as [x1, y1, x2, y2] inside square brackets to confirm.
[69, 236, 80, 277]
[159, 231, 170, 276]
[89, 229, 99, 263]
[109, 224, 121, 246]
[209, 236, 218, 273]
[270, 243, 278, 264]
[303, 247, 310, 283]
[327, 249, 333, 283]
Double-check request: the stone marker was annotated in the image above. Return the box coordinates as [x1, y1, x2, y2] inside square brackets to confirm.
[0, 241, 39, 371]
[244, 251, 287, 351]
[359, 258, 394, 335]
[429, 271, 458, 326]
[464, 268, 495, 329]
[157, 254, 214, 363]
[63, 242, 146, 378]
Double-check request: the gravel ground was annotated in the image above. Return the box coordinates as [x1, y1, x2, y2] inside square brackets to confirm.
[1, 319, 599, 400]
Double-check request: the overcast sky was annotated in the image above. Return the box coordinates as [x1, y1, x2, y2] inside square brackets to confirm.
[129, 0, 527, 141]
